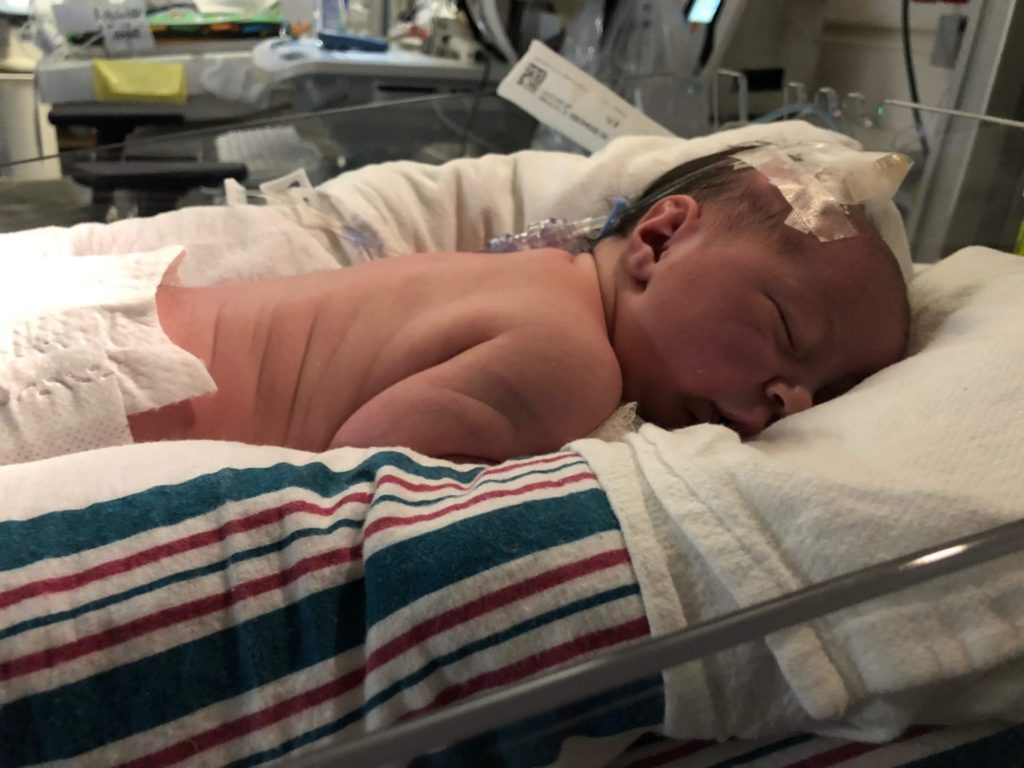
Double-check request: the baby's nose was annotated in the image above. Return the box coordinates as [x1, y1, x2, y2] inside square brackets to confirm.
[765, 379, 813, 420]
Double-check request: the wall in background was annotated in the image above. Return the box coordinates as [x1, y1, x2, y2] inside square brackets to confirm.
[813, 0, 975, 150]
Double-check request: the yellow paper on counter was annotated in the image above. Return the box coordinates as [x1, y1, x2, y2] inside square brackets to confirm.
[92, 59, 187, 104]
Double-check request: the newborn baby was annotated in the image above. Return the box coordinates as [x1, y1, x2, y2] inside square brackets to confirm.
[129, 146, 910, 462]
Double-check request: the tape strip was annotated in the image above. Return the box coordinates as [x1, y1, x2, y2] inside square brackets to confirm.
[732, 145, 857, 242]
[732, 144, 912, 243]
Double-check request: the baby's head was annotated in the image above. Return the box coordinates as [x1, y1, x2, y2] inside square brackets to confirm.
[596, 144, 911, 436]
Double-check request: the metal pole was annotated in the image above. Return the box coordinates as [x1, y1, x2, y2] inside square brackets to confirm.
[285, 514, 1024, 768]
[883, 98, 1024, 131]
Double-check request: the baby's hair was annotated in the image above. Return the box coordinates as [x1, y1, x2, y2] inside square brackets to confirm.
[606, 144, 772, 238]
[605, 143, 895, 259]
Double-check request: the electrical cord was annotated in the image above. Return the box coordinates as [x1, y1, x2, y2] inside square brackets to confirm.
[432, 95, 500, 154]
[456, 0, 507, 62]
[459, 54, 492, 157]
[900, 0, 930, 157]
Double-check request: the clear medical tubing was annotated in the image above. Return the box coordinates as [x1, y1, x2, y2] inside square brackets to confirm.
[531, 0, 605, 153]
[594, 0, 709, 138]
[482, 215, 607, 253]
[483, 197, 628, 254]
[283, 514, 1024, 768]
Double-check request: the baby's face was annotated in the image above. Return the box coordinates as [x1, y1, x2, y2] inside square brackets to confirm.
[616, 228, 909, 436]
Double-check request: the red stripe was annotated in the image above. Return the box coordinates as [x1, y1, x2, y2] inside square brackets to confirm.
[787, 741, 884, 768]
[2, 454, 581, 615]
[2, 454, 579, 613]
[0, 544, 362, 682]
[409, 616, 651, 715]
[366, 548, 631, 674]
[486, 452, 577, 473]
[113, 543, 629, 768]
[364, 472, 597, 538]
[786, 726, 939, 768]
[376, 453, 581, 494]
[116, 667, 367, 768]
[624, 739, 714, 768]
[0, 492, 370, 613]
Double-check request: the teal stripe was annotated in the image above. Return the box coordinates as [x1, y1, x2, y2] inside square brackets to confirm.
[0, 452, 485, 573]
[222, 584, 643, 768]
[411, 676, 663, 768]
[904, 726, 1024, 768]
[370, 585, 642, 713]
[4, 482, 611, 765]
[0, 517, 363, 641]
[364, 487, 618, 626]
[0, 459, 586, 641]
[710, 735, 813, 766]
[0, 580, 365, 765]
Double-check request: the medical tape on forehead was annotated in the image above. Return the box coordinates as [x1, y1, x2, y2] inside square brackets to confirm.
[731, 145, 858, 242]
[731, 144, 914, 244]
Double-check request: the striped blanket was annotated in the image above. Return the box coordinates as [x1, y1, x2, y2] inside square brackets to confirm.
[0, 449, 658, 767]
[608, 725, 1024, 768]
[2, 444, 1022, 768]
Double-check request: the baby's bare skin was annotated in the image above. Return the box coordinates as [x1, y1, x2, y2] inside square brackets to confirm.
[129, 249, 623, 461]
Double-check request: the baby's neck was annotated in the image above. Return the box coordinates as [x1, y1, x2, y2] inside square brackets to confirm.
[587, 237, 628, 343]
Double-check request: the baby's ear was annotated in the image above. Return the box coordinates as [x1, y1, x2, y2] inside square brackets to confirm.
[625, 195, 700, 284]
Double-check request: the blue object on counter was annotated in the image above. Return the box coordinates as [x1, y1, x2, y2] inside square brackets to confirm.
[318, 30, 388, 52]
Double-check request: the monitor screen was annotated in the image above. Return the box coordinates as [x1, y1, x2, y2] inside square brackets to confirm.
[0, 0, 31, 15]
[687, 0, 722, 24]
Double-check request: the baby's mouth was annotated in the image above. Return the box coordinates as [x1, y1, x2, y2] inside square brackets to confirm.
[688, 398, 729, 428]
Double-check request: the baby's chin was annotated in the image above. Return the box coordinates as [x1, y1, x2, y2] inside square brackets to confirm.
[638, 394, 770, 439]
[638, 395, 725, 432]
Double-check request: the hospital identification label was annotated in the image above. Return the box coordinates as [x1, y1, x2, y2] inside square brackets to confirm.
[95, 0, 155, 55]
[497, 40, 674, 153]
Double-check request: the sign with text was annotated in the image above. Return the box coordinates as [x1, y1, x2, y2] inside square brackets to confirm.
[497, 40, 674, 153]
[95, 0, 155, 55]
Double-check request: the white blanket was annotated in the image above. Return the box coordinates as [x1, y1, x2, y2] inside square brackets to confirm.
[575, 247, 1024, 741]
[314, 121, 913, 280]
[15, 121, 909, 286]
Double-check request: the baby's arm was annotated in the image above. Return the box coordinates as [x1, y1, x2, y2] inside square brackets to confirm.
[330, 329, 621, 462]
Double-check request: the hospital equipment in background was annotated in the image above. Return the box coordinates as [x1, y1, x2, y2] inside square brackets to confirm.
[0, 0, 55, 173]
[1, 89, 1019, 261]
[1, 0, 1021, 259]
[591, 0, 707, 138]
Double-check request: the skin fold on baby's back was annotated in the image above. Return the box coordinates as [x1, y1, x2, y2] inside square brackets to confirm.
[130, 249, 621, 458]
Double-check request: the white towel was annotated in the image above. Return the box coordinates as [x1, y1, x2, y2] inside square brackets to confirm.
[5, 205, 343, 286]
[574, 247, 1024, 741]
[0, 246, 215, 464]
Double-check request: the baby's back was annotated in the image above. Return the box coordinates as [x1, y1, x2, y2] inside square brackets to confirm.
[134, 249, 622, 460]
